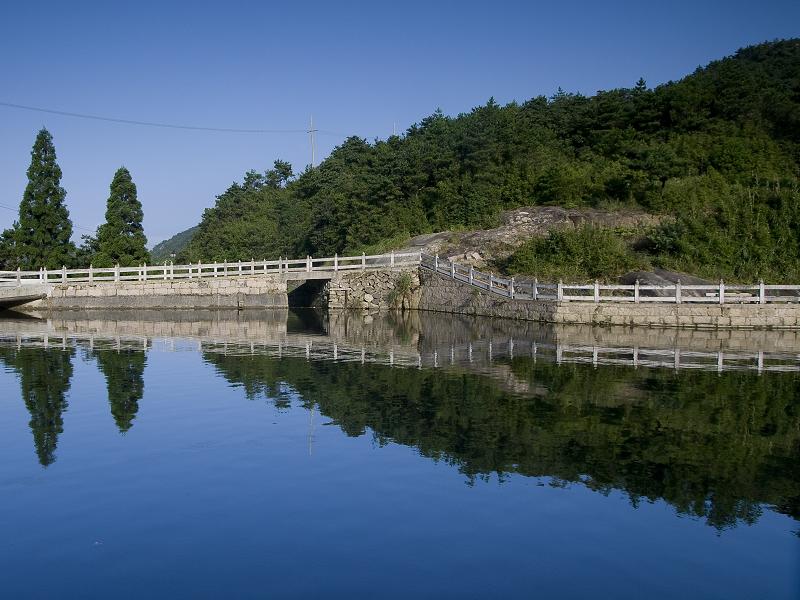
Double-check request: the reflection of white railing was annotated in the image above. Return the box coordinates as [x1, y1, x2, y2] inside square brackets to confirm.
[420, 253, 800, 304]
[0, 252, 422, 286]
[2, 333, 798, 375]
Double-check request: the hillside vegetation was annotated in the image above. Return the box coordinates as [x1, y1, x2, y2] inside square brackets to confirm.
[181, 40, 800, 282]
[151, 226, 198, 263]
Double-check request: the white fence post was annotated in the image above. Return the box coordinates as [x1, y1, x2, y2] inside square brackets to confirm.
[63, 265, 67, 284]
[675, 280, 681, 304]
[489, 273, 493, 293]
[533, 277, 538, 300]
[88, 265, 93, 283]
[334, 253, 338, 273]
[557, 280, 563, 301]
[594, 280, 599, 303]
[238, 260, 243, 276]
[634, 279, 640, 303]
[450, 261, 455, 279]
[759, 279, 765, 304]
[390, 250, 395, 267]
[42, 267, 47, 283]
[163, 261, 168, 281]
[434, 254, 438, 272]
[114, 265, 120, 282]
[361, 253, 366, 271]
[719, 280, 725, 305]
[143, 263, 147, 282]
[469, 265, 474, 285]
[16, 267, 20, 286]
[510, 277, 515, 299]
[307, 256, 311, 273]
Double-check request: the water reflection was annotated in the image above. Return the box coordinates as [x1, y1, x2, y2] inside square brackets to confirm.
[92, 348, 146, 433]
[0, 345, 74, 466]
[0, 308, 798, 531]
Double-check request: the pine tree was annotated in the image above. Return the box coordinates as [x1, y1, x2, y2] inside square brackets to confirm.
[93, 167, 149, 267]
[13, 129, 76, 269]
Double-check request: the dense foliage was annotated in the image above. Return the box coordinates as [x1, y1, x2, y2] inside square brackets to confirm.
[83, 167, 150, 267]
[2, 129, 77, 269]
[182, 39, 800, 281]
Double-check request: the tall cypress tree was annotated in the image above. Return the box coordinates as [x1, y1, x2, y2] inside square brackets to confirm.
[93, 167, 149, 267]
[13, 129, 76, 269]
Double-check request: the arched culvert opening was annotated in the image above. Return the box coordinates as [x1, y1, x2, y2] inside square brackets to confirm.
[287, 279, 330, 308]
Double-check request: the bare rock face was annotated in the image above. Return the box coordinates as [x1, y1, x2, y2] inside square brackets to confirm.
[398, 206, 663, 266]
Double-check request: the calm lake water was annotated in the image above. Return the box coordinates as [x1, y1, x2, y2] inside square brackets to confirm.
[0, 309, 798, 599]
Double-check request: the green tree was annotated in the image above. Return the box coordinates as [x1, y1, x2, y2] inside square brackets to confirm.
[92, 167, 149, 267]
[265, 159, 294, 188]
[12, 128, 76, 269]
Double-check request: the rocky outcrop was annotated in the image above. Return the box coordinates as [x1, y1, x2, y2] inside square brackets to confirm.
[398, 206, 662, 267]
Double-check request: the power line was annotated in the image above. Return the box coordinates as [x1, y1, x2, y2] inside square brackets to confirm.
[0, 202, 96, 233]
[0, 101, 370, 139]
[0, 101, 310, 134]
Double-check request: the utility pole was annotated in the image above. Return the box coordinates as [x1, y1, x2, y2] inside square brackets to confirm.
[308, 115, 318, 168]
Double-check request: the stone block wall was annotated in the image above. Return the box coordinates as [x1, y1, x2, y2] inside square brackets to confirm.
[326, 268, 421, 310]
[32, 276, 288, 310]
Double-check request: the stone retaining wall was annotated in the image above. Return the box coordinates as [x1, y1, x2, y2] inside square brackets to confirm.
[417, 270, 800, 329]
[28, 277, 287, 310]
[326, 268, 421, 310]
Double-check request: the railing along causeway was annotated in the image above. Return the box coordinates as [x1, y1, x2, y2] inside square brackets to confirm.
[2, 251, 798, 305]
[0, 251, 421, 286]
[420, 253, 799, 305]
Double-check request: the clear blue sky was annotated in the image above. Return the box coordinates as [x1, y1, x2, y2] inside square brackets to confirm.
[0, 0, 797, 245]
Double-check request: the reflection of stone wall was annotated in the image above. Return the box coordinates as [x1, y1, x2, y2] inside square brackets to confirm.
[4, 307, 800, 356]
[327, 268, 421, 310]
[418, 270, 800, 329]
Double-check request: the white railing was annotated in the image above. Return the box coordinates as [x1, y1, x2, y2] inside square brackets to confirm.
[3, 249, 799, 305]
[0, 251, 421, 286]
[420, 253, 800, 304]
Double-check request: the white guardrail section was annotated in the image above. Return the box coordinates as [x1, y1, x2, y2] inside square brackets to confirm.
[0, 252, 421, 286]
[419, 253, 800, 304]
[2, 250, 799, 304]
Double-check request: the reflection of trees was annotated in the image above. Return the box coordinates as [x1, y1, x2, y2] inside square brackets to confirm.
[94, 349, 147, 433]
[0, 346, 74, 467]
[204, 352, 800, 530]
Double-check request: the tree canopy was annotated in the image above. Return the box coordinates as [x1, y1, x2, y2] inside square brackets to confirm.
[181, 39, 800, 281]
[87, 167, 150, 267]
[5, 129, 76, 269]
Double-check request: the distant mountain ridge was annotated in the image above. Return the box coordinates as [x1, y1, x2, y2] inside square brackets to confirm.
[150, 226, 198, 262]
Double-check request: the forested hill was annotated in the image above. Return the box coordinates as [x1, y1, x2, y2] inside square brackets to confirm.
[151, 226, 198, 263]
[182, 39, 800, 281]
